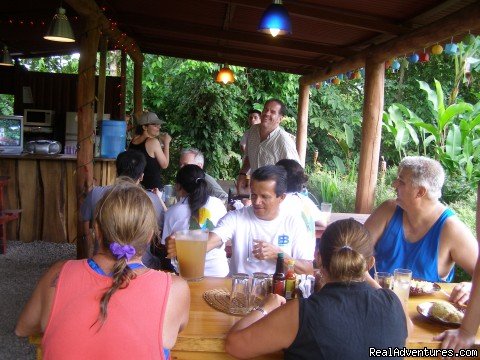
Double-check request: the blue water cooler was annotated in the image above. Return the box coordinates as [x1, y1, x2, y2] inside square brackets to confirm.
[100, 120, 126, 158]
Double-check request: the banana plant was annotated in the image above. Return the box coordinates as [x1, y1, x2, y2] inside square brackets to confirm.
[382, 103, 420, 161]
[395, 79, 480, 187]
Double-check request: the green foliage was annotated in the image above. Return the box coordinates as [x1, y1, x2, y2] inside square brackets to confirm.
[0, 94, 14, 115]
[19, 55, 79, 74]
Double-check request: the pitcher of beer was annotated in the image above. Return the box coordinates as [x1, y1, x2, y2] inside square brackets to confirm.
[174, 229, 209, 281]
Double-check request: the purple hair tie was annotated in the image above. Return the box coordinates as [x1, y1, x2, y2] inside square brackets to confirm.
[109, 242, 136, 261]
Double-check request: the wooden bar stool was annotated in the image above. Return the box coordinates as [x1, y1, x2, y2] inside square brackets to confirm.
[0, 176, 21, 254]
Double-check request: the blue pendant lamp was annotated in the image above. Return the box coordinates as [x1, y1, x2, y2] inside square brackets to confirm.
[258, 0, 292, 37]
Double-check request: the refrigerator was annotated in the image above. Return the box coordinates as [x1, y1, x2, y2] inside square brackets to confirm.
[65, 112, 110, 155]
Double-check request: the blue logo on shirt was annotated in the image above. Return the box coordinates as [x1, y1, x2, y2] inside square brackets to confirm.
[278, 235, 289, 246]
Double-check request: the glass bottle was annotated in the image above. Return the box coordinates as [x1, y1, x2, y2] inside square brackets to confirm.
[272, 253, 286, 296]
[285, 259, 296, 300]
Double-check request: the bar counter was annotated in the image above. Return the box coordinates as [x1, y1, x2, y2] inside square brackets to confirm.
[0, 153, 116, 244]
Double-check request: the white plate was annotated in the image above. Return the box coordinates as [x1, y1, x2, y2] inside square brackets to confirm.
[417, 302, 464, 326]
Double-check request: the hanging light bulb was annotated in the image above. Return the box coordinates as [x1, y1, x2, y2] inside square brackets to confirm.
[216, 64, 235, 84]
[258, 0, 292, 37]
[44, 7, 75, 42]
[0, 45, 14, 66]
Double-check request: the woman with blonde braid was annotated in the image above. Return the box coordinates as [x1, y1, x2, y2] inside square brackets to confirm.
[226, 219, 410, 360]
[16, 180, 189, 359]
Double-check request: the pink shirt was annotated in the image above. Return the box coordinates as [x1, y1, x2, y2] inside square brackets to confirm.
[42, 260, 171, 360]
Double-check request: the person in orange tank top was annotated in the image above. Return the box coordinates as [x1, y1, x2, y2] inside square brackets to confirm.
[15, 180, 190, 360]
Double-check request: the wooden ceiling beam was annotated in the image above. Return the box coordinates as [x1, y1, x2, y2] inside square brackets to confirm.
[301, 1, 480, 85]
[140, 35, 326, 68]
[140, 46, 308, 74]
[207, 0, 410, 35]
[117, 14, 352, 58]
[65, 0, 144, 63]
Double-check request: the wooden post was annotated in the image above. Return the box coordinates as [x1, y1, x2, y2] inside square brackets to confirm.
[133, 60, 143, 118]
[96, 35, 108, 123]
[355, 58, 384, 213]
[119, 50, 127, 120]
[296, 82, 310, 167]
[76, 17, 100, 259]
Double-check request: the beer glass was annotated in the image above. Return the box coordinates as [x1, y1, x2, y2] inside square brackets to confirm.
[230, 273, 250, 315]
[319, 202, 332, 223]
[393, 268, 412, 306]
[174, 229, 208, 281]
[374, 272, 393, 290]
[250, 272, 269, 310]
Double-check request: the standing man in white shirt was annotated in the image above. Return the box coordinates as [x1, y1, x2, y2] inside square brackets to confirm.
[237, 99, 300, 194]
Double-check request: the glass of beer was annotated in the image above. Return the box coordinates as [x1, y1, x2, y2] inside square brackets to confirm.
[174, 229, 208, 281]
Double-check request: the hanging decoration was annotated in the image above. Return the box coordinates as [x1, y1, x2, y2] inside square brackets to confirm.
[385, 59, 392, 69]
[418, 51, 430, 63]
[431, 44, 443, 55]
[408, 53, 419, 63]
[444, 43, 458, 55]
[391, 60, 401, 72]
[359, 68, 365, 77]
[332, 77, 340, 85]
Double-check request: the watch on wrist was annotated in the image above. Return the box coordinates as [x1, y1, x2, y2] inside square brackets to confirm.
[253, 306, 268, 316]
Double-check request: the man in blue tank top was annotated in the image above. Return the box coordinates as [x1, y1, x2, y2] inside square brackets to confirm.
[365, 156, 478, 305]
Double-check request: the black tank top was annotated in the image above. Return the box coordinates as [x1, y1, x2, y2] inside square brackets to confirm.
[128, 139, 163, 189]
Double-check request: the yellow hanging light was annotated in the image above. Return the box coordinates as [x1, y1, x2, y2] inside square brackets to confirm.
[215, 64, 235, 84]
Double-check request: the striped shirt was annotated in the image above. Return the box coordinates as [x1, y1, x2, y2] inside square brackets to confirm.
[246, 124, 300, 171]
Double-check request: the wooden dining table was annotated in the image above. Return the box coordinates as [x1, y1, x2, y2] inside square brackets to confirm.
[29, 278, 480, 360]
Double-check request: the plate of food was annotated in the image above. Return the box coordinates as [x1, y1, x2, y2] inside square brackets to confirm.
[410, 279, 441, 296]
[417, 301, 465, 326]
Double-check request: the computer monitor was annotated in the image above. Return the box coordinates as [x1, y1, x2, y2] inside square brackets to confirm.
[0, 115, 23, 154]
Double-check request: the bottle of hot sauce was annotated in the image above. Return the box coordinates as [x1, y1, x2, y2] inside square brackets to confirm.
[285, 259, 296, 300]
[272, 253, 286, 296]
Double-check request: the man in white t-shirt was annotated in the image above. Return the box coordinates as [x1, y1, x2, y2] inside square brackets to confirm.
[213, 165, 314, 275]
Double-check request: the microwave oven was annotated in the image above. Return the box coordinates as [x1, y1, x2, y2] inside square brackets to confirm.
[23, 109, 54, 127]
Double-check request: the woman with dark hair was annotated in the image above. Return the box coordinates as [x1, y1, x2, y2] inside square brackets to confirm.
[276, 159, 327, 241]
[162, 164, 229, 277]
[128, 111, 171, 190]
[226, 219, 410, 360]
[16, 180, 189, 359]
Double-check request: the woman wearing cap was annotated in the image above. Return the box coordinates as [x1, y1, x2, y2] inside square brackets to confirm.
[15, 180, 189, 359]
[226, 219, 411, 360]
[129, 111, 171, 190]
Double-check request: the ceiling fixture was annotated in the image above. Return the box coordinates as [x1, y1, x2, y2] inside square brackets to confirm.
[258, 0, 292, 37]
[44, 7, 75, 42]
[216, 64, 235, 84]
[0, 45, 14, 66]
